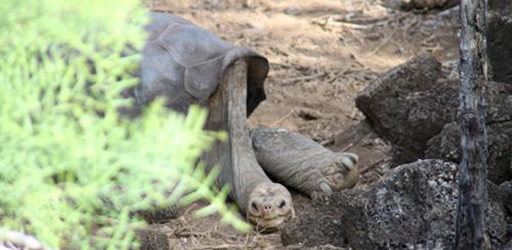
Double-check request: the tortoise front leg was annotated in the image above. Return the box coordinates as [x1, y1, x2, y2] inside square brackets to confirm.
[251, 127, 360, 198]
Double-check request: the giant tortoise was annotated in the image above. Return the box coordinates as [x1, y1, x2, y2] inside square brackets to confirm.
[131, 12, 360, 231]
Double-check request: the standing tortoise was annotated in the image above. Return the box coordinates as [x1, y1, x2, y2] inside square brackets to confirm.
[130, 12, 360, 231]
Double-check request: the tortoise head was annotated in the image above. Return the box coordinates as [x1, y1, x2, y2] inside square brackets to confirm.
[318, 152, 360, 195]
[246, 182, 294, 232]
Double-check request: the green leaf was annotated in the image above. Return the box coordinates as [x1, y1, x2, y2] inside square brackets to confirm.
[0, 0, 249, 248]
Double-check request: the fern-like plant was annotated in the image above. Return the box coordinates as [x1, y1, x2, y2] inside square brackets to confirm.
[0, 0, 249, 249]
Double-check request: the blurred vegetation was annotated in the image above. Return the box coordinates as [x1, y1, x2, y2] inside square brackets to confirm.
[0, 0, 249, 249]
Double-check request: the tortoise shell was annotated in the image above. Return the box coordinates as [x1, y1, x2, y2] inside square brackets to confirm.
[134, 12, 269, 116]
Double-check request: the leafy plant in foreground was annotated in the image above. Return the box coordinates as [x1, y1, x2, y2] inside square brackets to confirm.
[0, 0, 249, 249]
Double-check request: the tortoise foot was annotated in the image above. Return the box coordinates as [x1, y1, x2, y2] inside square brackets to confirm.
[335, 152, 359, 171]
[318, 151, 360, 194]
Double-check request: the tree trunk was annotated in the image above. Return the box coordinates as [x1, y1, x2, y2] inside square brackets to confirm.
[455, 0, 489, 250]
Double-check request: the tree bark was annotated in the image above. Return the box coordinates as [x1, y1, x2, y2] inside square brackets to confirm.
[455, 0, 489, 250]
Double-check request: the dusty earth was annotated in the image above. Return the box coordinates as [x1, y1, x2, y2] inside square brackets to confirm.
[143, 0, 460, 249]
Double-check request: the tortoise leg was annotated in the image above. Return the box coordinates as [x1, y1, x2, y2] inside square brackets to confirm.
[203, 60, 293, 231]
[251, 127, 360, 198]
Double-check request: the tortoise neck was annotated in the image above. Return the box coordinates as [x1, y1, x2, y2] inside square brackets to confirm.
[204, 60, 272, 214]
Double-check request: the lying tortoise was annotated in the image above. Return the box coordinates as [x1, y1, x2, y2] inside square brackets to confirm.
[131, 12, 360, 231]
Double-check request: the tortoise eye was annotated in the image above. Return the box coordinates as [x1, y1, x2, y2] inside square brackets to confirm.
[278, 200, 286, 209]
[251, 201, 259, 211]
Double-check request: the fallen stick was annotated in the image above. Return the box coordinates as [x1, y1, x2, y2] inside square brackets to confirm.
[270, 111, 294, 127]
[280, 73, 326, 85]
[191, 244, 246, 250]
[365, 29, 398, 57]
[360, 158, 391, 175]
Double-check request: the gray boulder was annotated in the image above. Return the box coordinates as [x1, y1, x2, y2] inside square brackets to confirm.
[355, 54, 458, 165]
[426, 122, 512, 184]
[338, 160, 506, 250]
[425, 81, 512, 184]
[281, 196, 348, 247]
[382, 0, 459, 11]
[357, 53, 512, 172]
[499, 180, 512, 239]
[500, 180, 512, 213]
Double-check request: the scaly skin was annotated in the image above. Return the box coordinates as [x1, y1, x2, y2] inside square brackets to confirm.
[204, 61, 294, 232]
[251, 127, 360, 198]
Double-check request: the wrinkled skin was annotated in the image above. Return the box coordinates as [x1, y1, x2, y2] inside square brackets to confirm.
[314, 152, 360, 196]
[246, 183, 295, 232]
[251, 127, 360, 199]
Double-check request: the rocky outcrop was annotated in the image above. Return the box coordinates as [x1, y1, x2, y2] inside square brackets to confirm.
[426, 81, 512, 184]
[281, 160, 507, 250]
[281, 195, 348, 247]
[338, 160, 506, 250]
[500, 180, 512, 240]
[357, 54, 512, 174]
[426, 122, 512, 184]
[382, 0, 460, 11]
[500, 180, 512, 213]
[355, 55, 458, 165]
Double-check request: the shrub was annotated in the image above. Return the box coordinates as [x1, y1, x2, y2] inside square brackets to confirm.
[0, 0, 249, 249]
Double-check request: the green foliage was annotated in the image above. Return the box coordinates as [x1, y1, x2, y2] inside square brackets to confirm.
[0, 0, 249, 249]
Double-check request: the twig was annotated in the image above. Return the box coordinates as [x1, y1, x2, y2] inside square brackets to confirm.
[243, 234, 250, 250]
[365, 29, 397, 57]
[314, 16, 379, 30]
[280, 73, 326, 85]
[329, 66, 351, 86]
[269, 62, 293, 69]
[182, 203, 198, 216]
[438, 4, 460, 17]
[360, 158, 391, 175]
[173, 230, 208, 238]
[209, 226, 239, 241]
[330, 17, 391, 27]
[314, 13, 407, 30]
[320, 138, 334, 146]
[270, 111, 294, 127]
[340, 143, 354, 152]
[402, 15, 419, 45]
[191, 244, 245, 250]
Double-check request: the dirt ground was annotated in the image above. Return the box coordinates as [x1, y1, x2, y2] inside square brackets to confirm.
[144, 0, 460, 249]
